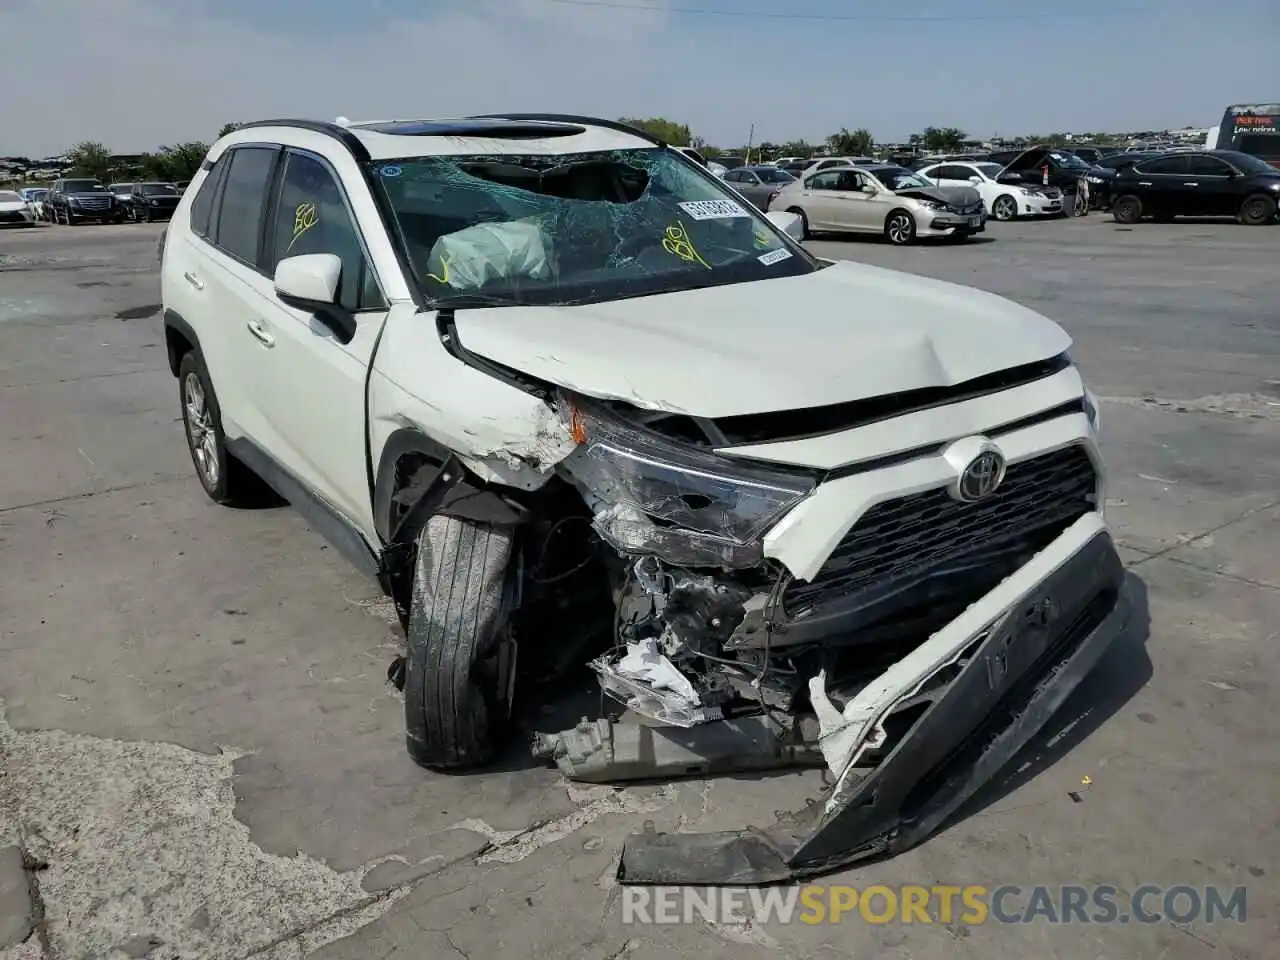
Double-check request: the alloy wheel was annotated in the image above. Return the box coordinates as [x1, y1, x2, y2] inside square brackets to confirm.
[993, 195, 1017, 221]
[887, 214, 913, 245]
[183, 371, 219, 488]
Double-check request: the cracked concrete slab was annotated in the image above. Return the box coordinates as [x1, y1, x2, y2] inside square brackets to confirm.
[0, 846, 34, 950]
[2, 211, 1277, 960]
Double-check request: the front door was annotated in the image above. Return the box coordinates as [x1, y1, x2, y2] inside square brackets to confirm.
[235, 148, 392, 537]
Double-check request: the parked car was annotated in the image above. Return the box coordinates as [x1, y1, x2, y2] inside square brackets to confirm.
[771, 164, 985, 244]
[992, 147, 1099, 215]
[777, 158, 814, 176]
[123, 181, 182, 221]
[1109, 150, 1280, 225]
[721, 165, 796, 210]
[46, 178, 120, 224]
[802, 156, 878, 174]
[1083, 151, 1167, 209]
[0, 189, 38, 226]
[918, 160, 1063, 220]
[707, 161, 728, 179]
[1063, 146, 1122, 164]
[175, 180, 192, 194]
[160, 114, 1126, 883]
[18, 187, 49, 221]
[108, 182, 135, 205]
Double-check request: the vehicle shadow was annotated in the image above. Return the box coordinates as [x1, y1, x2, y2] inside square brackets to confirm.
[812, 233, 997, 247]
[934, 570, 1153, 832]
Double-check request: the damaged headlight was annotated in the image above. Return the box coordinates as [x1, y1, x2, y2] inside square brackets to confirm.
[559, 398, 815, 568]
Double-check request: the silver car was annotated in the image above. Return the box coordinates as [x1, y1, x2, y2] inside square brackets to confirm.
[721, 165, 796, 210]
[770, 164, 986, 245]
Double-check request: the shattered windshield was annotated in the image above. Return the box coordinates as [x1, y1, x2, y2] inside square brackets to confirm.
[372, 148, 815, 307]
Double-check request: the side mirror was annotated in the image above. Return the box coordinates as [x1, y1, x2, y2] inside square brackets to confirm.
[968, 176, 982, 184]
[274, 254, 356, 341]
[765, 209, 804, 241]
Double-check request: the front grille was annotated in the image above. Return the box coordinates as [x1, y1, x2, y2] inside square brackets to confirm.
[784, 445, 1097, 615]
[76, 198, 110, 210]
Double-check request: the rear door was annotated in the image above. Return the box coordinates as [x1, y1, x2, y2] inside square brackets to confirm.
[798, 170, 844, 230]
[183, 145, 283, 445]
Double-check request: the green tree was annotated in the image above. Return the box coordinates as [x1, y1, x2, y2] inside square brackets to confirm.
[68, 141, 113, 181]
[136, 142, 209, 182]
[825, 127, 874, 156]
[920, 126, 968, 151]
[217, 122, 242, 138]
[619, 117, 694, 145]
[779, 140, 814, 158]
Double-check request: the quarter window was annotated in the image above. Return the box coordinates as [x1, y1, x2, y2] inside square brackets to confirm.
[267, 152, 384, 312]
[188, 159, 226, 238]
[214, 146, 278, 263]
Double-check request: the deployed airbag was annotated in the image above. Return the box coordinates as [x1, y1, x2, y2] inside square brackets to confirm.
[426, 218, 551, 290]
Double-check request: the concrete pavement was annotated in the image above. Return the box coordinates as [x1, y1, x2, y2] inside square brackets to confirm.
[1, 216, 1276, 959]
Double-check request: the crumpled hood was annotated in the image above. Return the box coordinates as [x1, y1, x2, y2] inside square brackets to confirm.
[897, 184, 980, 207]
[451, 260, 1071, 418]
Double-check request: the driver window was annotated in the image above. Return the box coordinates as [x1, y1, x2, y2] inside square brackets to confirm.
[269, 152, 386, 312]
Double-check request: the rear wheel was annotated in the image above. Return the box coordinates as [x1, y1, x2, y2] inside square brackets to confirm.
[1112, 195, 1142, 224]
[991, 194, 1018, 221]
[786, 206, 810, 239]
[177, 350, 264, 505]
[1240, 193, 1277, 226]
[404, 515, 518, 770]
[884, 209, 916, 245]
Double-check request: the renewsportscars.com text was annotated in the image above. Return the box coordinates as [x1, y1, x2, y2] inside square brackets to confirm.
[622, 884, 1248, 926]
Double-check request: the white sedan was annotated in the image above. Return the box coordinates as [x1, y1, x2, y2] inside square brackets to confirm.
[0, 190, 38, 226]
[918, 161, 1063, 221]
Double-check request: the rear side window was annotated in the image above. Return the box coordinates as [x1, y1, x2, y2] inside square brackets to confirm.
[188, 159, 226, 237]
[1137, 156, 1188, 174]
[214, 147, 279, 264]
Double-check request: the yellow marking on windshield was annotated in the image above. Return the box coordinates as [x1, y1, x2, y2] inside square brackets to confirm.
[287, 201, 318, 252]
[427, 255, 451, 285]
[662, 221, 711, 269]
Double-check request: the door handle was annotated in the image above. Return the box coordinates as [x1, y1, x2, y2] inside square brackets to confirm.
[182, 271, 205, 290]
[1138, 181, 1152, 186]
[1183, 182, 1199, 186]
[246, 320, 275, 347]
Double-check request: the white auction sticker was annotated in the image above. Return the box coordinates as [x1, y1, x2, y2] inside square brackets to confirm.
[758, 248, 792, 265]
[678, 199, 751, 221]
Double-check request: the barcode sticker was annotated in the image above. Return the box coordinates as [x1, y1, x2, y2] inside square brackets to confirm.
[758, 248, 792, 265]
[678, 199, 751, 220]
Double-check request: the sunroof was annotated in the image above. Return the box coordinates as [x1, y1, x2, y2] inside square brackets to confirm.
[357, 119, 586, 139]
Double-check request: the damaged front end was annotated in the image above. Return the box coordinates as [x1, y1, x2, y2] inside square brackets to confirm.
[532, 393, 1131, 884]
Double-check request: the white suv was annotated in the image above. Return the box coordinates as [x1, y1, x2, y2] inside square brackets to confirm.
[160, 115, 1129, 875]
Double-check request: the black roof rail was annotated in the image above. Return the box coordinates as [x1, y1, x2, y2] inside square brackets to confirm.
[467, 114, 666, 147]
[232, 119, 371, 161]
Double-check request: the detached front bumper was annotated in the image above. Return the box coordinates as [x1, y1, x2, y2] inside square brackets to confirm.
[607, 516, 1130, 884]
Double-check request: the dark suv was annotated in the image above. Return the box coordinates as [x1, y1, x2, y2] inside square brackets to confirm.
[47, 178, 120, 225]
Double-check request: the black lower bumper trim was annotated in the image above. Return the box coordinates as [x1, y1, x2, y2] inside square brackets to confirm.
[617, 529, 1131, 885]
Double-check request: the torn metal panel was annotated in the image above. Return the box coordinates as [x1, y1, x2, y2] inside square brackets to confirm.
[531, 715, 824, 783]
[612, 528, 1130, 884]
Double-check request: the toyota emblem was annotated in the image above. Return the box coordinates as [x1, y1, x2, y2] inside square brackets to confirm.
[957, 449, 1006, 502]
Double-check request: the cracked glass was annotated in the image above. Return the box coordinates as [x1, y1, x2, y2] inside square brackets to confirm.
[372, 148, 815, 307]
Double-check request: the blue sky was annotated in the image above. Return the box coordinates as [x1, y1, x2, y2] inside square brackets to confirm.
[1, 0, 1276, 156]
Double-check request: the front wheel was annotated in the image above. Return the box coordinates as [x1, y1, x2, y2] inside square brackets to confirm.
[884, 209, 916, 245]
[991, 194, 1018, 221]
[1112, 195, 1143, 224]
[1240, 193, 1277, 226]
[404, 515, 518, 770]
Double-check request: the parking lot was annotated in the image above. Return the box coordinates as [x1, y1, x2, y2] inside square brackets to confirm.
[1, 216, 1277, 960]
